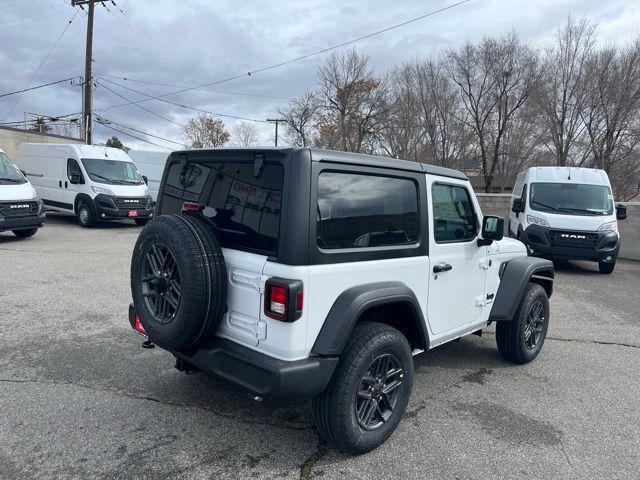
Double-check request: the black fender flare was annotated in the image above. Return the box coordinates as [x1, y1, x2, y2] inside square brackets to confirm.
[310, 281, 429, 356]
[489, 256, 554, 322]
[74, 193, 94, 215]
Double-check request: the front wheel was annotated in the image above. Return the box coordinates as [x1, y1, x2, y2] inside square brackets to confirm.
[496, 283, 549, 364]
[77, 201, 95, 228]
[598, 261, 615, 274]
[12, 228, 38, 238]
[312, 322, 414, 454]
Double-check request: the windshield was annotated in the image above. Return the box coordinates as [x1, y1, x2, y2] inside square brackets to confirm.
[530, 182, 613, 216]
[81, 158, 144, 185]
[0, 152, 27, 184]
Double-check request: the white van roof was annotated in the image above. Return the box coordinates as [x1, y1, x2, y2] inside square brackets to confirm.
[18, 143, 133, 162]
[525, 166, 610, 186]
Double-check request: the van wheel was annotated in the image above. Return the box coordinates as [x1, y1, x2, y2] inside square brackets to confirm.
[312, 322, 414, 454]
[598, 261, 615, 274]
[496, 283, 549, 364]
[77, 202, 95, 228]
[12, 228, 38, 238]
[135, 218, 149, 226]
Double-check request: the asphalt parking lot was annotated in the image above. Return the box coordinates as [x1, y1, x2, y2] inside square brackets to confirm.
[1, 214, 639, 480]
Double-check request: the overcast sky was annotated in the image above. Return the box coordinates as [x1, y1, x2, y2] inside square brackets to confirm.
[1, 0, 639, 151]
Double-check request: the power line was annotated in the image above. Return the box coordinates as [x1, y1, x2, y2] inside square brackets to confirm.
[0, 77, 80, 98]
[95, 115, 183, 145]
[0, 4, 67, 30]
[96, 78, 267, 123]
[94, 120, 174, 150]
[91, 0, 471, 113]
[2, 8, 81, 122]
[96, 80, 187, 128]
[95, 73, 291, 100]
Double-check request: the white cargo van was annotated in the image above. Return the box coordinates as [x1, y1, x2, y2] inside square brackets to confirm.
[0, 148, 45, 238]
[127, 149, 169, 201]
[509, 166, 627, 274]
[16, 144, 154, 227]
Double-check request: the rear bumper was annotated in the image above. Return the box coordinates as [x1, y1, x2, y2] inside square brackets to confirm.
[94, 194, 154, 220]
[521, 225, 619, 262]
[128, 304, 337, 397]
[0, 212, 45, 232]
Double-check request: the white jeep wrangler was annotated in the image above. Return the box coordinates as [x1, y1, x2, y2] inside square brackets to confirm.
[128, 148, 554, 453]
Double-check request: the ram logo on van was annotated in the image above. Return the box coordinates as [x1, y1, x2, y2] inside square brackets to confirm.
[9, 204, 30, 209]
[560, 233, 586, 239]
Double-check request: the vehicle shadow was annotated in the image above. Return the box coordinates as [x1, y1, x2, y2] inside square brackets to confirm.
[551, 259, 600, 275]
[44, 212, 141, 229]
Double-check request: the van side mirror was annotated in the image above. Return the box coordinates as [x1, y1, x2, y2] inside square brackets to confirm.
[478, 216, 504, 246]
[616, 204, 627, 220]
[511, 199, 524, 214]
[69, 174, 83, 185]
[142, 175, 148, 184]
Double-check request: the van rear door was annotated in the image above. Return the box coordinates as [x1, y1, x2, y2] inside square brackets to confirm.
[158, 152, 286, 348]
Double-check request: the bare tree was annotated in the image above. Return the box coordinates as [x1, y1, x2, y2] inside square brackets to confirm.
[233, 121, 260, 147]
[536, 17, 595, 166]
[315, 50, 389, 153]
[447, 33, 541, 192]
[183, 113, 230, 148]
[278, 91, 320, 147]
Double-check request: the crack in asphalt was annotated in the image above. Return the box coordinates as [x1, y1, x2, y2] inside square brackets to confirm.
[483, 331, 640, 350]
[299, 440, 326, 480]
[0, 377, 312, 431]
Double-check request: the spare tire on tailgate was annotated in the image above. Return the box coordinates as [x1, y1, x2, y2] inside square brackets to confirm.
[130, 214, 227, 351]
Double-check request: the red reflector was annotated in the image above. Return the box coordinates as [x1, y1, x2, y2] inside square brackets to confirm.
[183, 202, 200, 211]
[296, 291, 303, 312]
[134, 314, 147, 336]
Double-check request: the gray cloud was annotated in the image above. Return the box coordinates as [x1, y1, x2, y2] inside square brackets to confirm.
[1, 0, 638, 150]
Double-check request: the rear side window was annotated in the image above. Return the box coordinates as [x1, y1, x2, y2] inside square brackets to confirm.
[432, 184, 477, 242]
[161, 161, 284, 255]
[316, 171, 418, 249]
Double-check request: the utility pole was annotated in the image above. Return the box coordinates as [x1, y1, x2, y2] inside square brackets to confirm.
[72, 0, 101, 144]
[266, 118, 286, 146]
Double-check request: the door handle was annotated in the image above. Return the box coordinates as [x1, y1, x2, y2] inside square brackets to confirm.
[59, 180, 62, 187]
[65, 181, 68, 188]
[433, 262, 452, 273]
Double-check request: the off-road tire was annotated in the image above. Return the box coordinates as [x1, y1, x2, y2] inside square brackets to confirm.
[135, 218, 150, 226]
[77, 201, 95, 228]
[496, 283, 549, 364]
[130, 214, 227, 351]
[598, 261, 615, 274]
[12, 228, 38, 238]
[312, 322, 414, 454]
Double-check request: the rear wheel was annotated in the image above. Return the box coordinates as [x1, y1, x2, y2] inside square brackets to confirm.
[496, 283, 549, 364]
[312, 322, 414, 454]
[77, 201, 95, 228]
[12, 228, 38, 238]
[598, 261, 615, 274]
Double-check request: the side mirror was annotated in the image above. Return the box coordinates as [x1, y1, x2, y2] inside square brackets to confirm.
[616, 204, 627, 220]
[69, 174, 82, 185]
[478, 215, 504, 246]
[142, 175, 148, 185]
[511, 199, 524, 214]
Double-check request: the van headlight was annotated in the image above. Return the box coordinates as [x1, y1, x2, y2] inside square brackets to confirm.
[527, 215, 549, 227]
[91, 186, 114, 196]
[598, 221, 618, 233]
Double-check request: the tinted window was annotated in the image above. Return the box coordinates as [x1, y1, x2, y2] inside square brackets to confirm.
[67, 158, 83, 180]
[162, 161, 283, 255]
[432, 184, 477, 242]
[317, 172, 418, 249]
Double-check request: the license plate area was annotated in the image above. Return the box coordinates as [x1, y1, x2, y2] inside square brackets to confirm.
[128, 210, 139, 217]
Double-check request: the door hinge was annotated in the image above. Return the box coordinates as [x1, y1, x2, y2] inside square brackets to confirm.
[479, 258, 492, 270]
[475, 293, 495, 308]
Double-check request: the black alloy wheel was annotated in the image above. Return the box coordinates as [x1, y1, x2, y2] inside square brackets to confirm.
[141, 243, 181, 323]
[524, 299, 545, 350]
[356, 353, 404, 431]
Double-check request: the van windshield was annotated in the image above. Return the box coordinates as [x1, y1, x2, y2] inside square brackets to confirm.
[0, 152, 26, 184]
[530, 183, 613, 216]
[81, 158, 144, 185]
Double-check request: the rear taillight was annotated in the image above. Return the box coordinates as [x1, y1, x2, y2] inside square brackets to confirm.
[134, 314, 147, 337]
[182, 202, 201, 212]
[264, 278, 303, 322]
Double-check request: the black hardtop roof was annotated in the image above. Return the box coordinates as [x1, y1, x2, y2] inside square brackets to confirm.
[172, 147, 468, 181]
